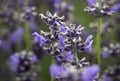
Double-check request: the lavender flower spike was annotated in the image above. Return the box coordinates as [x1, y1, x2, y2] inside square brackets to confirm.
[32, 32, 47, 46]
[87, 0, 97, 6]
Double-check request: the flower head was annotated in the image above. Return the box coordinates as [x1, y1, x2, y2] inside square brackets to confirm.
[39, 11, 65, 29]
[84, 0, 120, 16]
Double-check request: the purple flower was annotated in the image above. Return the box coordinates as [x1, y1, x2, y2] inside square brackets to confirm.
[49, 0, 61, 4]
[58, 35, 64, 47]
[65, 52, 74, 62]
[31, 54, 38, 63]
[50, 64, 66, 78]
[39, 12, 64, 29]
[56, 51, 74, 63]
[101, 74, 113, 81]
[28, 20, 37, 32]
[7, 51, 38, 73]
[87, 0, 97, 6]
[0, 41, 10, 51]
[7, 54, 19, 72]
[21, 6, 37, 20]
[85, 0, 120, 16]
[58, 25, 67, 34]
[110, 3, 120, 13]
[78, 35, 93, 53]
[101, 47, 110, 58]
[32, 32, 47, 46]
[9, 27, 24, 43]
[82, 65, 99, 81]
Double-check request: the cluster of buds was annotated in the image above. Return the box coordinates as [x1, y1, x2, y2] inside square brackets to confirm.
[84, 0, 120, 16]
[32, 12, 99, 81]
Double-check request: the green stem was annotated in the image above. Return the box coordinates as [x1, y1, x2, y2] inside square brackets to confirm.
[96, 0, 102, 76]
[24, 22, 30, 53]
[51, 59, 54, 81]
[51, 43, 54, 81]
[22, 0, 30, 53]
[97, 17, 101, 67]
[74, 43, 79, 64]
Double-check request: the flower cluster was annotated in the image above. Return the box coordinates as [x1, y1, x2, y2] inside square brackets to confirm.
[84, 0, 120, 16]
[7, 50, 38, 81]
[33, 12, 98, 81]
[101, 43, 120, 58]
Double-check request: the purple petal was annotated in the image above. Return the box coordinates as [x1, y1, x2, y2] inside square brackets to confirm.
[82, 65, 99, 81]
[7, 54, 19, 72]
[58, 25, 67, 33]
[110, 3, 120, 12]
[87, 0, 97, 6]
[79, 35, 93, 53]
[101, 50, 109, 58]
[9, 27, 24, 43]
[84, 35, 93, 45]
[84, 40, 93, 53]
[50, 64, 66, 78]
[58, 35, 64, 47]
[32, 54, 38, 63]
[65, 52, 74, 61]
[32, 32, 47, 46]
[101, 74, 113, 81]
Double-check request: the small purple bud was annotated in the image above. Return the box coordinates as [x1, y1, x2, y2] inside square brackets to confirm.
[65, 52, 74, 62]
[50, 64, 66, 78]
[87, 0, 97, 6]
[82, 65, 99, 81]
[32, 32, 47, 46]
[110, 3, 120, 13]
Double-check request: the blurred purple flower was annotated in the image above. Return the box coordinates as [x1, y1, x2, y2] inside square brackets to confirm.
[101, 47, 110, 58]
[28, 20, 37, 32]
[50, 64, 66, 78]
[0, 41, 10, 51]
[87, 0, 97, 6]
[7, 51, 38, 73]
[82, 65, 99, 81]
[7, 54, 19, 72]
[31, 54, 39, 63]
[101, 74, 113, 81]
[21, 6, 37, 20]
[9, 27, 24, 43]
[110, 3, 120, 13]
[85, 0, 120, 16]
